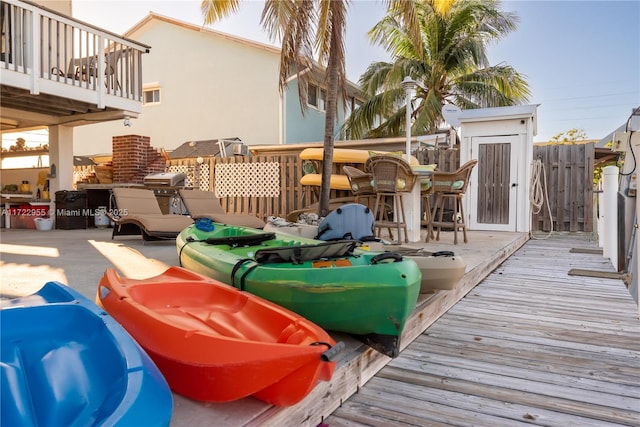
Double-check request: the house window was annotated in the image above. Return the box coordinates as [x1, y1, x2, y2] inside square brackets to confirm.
[346, 97, 362, 118]
[143, 87, 160, 104]
[319, 88, 326, 111]
[308, 83, 318, 108]
[307, 83, 326, 111]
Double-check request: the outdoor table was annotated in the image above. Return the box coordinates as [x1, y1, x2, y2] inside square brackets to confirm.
[1, 193, 38, 229]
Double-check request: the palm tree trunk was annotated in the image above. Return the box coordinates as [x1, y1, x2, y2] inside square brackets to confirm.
[319, 48, 340, 217]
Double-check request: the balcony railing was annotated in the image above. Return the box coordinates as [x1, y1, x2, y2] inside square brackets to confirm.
[0, 0, 150, 113]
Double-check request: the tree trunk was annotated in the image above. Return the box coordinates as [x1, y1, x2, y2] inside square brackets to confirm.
[319, 49, 339, 217]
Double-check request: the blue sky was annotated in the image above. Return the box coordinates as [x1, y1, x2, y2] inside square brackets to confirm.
[72, 0, 639, 142]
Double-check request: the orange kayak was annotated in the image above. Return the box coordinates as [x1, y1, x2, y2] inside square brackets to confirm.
[96, 266, 342, 406]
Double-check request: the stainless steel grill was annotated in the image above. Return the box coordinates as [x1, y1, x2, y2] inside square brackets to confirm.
[143, 173, 187, 214]
[143, 172, 187, 187]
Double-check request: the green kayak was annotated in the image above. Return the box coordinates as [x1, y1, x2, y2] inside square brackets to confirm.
[176, 223, 421, 357]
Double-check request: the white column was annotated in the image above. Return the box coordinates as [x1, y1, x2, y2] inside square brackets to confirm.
[47, 125, 75, 195]
[401, 76, 421, 242]
[602, 165, 619, 268]
[405, 181, 422, 242]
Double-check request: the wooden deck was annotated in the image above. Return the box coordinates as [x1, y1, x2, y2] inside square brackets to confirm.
[0, 227, 526, 426]
[2, 229, 636, 426]
[325, 235, 640, 426]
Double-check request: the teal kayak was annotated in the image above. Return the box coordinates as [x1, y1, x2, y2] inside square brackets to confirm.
[176, 223, 421, 357]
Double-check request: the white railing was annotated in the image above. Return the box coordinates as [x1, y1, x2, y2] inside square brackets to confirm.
[0, 0, 150, 109]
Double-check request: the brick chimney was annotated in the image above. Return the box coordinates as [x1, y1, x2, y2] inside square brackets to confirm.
[112, 135, 165, 183]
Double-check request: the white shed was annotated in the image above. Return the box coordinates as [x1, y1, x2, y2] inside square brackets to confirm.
[458, 104, 539, 233]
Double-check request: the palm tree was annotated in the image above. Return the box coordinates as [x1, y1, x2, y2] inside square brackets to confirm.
[342, 0, 531, 139]
[201, 0, 423, 216]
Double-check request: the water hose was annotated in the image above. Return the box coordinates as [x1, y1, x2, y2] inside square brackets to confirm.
[529, 159, 553, 239]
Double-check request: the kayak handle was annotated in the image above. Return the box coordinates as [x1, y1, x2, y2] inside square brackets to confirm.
[205, 232, 276, 247]
[318, 341, 345, 362]
[370, 252, 403, 264]
[432, 251, 455, 257]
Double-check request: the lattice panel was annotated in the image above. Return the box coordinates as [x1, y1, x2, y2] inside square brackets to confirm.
[215, 162, 280, 197]
[73, 166, 93, 183]
[197, 164, 210, 191]
[167, 164, 210, 191]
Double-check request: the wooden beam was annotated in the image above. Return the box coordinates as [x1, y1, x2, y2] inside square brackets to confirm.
[569, 248, 604, 255]
[567, 268, 631, 286]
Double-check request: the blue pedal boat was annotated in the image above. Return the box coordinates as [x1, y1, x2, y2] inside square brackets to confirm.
[1, 281, 173, 427]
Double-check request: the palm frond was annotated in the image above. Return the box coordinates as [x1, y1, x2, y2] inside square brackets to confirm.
[454, 64, 531, 106]
[358, 61, 394, 97]
[386, 0, 423, 58]
[350, 0, 529, 138]
[261, 0, 295, 40]
[201, 0, 241, 25]
[261, 0, 316, 111]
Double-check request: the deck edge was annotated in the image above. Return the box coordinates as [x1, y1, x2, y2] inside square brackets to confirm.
[246, 232, 530, 426]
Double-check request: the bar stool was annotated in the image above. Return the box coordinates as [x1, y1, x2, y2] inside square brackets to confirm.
[343, 165, 375, 208]
[365, 155, 417, 244]
[428, 159, 478, 244]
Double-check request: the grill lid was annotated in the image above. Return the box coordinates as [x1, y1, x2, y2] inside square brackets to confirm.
[143, 172, 186, 186]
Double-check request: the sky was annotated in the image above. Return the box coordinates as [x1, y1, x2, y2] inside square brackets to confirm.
[68, 0, 640, 143]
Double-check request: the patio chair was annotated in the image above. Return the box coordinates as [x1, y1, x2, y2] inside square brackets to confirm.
[178, 189, 266, 229]
[50, 49, 122, 90]
[109, 188, 193, 242]
[100, 48, 124, 91]
[365, 154, 418, 244]
[428, 159, 478, 244]
[51, 60, 81, 80]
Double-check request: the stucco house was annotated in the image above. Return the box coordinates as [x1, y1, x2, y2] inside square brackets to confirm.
[0, 0, 149, 194]
[74, 13, 365, 156]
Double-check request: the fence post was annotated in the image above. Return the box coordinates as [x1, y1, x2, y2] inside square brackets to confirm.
[597, 183, 604, 248]
[602, 165, 619, 267]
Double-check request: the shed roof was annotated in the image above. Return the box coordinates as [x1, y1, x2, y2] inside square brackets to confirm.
[73, 156, 95, 166]
[459, 104, 539, 135]
[169, 137, 242, 159]
[459, 105, 539, 121]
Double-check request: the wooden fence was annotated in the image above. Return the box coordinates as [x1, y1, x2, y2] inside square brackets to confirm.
[166, 153, 302, 220]
[165, 144, 460, 221]
[531, 143, 595, 233]
[72, 141, 596, 232]
[416, 145, 460, 171]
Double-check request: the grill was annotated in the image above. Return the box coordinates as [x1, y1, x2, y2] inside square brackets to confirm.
[143, 173, 187, 214]
[143, 172, 187, 187]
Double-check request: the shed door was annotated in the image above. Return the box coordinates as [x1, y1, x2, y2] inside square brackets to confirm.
[470, 135, 519, 231]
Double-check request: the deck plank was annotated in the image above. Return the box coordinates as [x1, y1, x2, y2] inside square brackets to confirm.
[324, 235, 640, 427]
